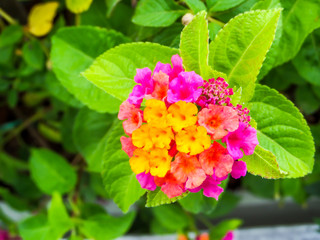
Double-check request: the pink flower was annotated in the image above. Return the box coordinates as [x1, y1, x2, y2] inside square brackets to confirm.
[222, 122, 259, 160]
[231, 160, 247, 179]
[199, 142, 234, 178]
[154, 172, 186, 198]
[188, 175, 225, 200]
[128, 68, 153, 106]
[136, 172, 157, 191]
[120, 136, 136, 157]
[198, 105, 239, 140]
[222, 231, 234, 240]
[167, 71, 203, 103]
[118, 101, 143, 135]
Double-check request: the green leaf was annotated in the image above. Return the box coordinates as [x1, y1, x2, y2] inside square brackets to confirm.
[80, 212, 135, 240]
[242, 145, 287, 179]
[51, 26, 130, 113]
[22, 40, 45, 70]
[180, 11, 208, 76]
[208, 22, 222, 41]
[73, 108, 115, 172]
[66, 0, 93, 13]
[295, 84, 320, 115]
[18, 214, 60, 240]
[179, 177, 228, 214]
[248, 84, 315, 178]
[292, 33, 320, 87]
[208, 192, 241, 218]
[29, 148, 77, 194]
[261, 62, 306, 92]
[132, 0, 187, 27]
[184, 0, 207, 13]
[179, 191, 218, 214]
[45, 72, 83, 108]
[210, 219, 242, 240]
[106, 0, 121, 17]
[153, 23, 183, 48]
[209, 9, 281, 103]
[243, 174, 275, 199]
[257, 0, 320, 79]
[208, 0, 246, 12]
[0, 187, 29, 211]
[48, 193, 73, 236]
[146, 188, 188, 207]
[102, 120, 146, 212]
[83, 42, 179, 102]
[151, 205, 189, 231]
[0, 25, 23, 48]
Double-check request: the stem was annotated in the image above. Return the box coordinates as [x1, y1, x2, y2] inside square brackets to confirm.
[1, 110, 45, 146]
[274, 180, 280, 200]
[311, 33, 320, 68]
[197, 215, 213, 229]
[0, 8, 17, 25]
[208, 16, 225, 27]
[75, 14, 81, 26]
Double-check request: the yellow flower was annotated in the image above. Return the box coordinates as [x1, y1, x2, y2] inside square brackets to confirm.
[129, 149, 150, 174]
[129, 148, 171, 178]
[144, 99, 168, 128]
[149, 148, 171, 177]
[132, 124, 153, 150]
[167, 101, 198, 132]
[28, 2, 59, 37]
[176, 125, 211, 155]
[150, 127, 174, 149]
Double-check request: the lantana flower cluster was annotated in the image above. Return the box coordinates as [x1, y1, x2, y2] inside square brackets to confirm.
[118, 55, 258, 199]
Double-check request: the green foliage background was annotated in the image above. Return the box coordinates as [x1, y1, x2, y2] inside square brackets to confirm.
[0, 0, 319, 239]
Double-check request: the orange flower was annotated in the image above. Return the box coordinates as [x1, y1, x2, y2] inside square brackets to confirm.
[171, 153, 206, 189]
[175, 125, 211, 155]
[199, 142, 234, 178]
[198, 105, 239, 140]
[167, 101, 198, 132]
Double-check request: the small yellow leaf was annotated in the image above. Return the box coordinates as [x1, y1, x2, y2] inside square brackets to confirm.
[28, 2, 59, 37]
[66, 0, 93, 14]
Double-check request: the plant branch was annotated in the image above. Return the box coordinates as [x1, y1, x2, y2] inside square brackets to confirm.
[208, 16, 225, 27]
[0, 8, 17, 25]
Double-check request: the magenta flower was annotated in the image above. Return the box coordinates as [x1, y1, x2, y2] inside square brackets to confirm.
[170, 54, 184, 80]
[128, 67, 153, 106]
[222, 231, 234, 240]
[153, 62, 172, 76]
[222, 122, 259, 160]
[0, 230, 9, 240]
[167, 71, 203, 103]
[188, 175, 226, 200]
[136, 172, 157, 191]
[231, 160, 247, 179]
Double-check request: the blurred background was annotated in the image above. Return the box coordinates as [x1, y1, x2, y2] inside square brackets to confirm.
[0, 0, 319, 239]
